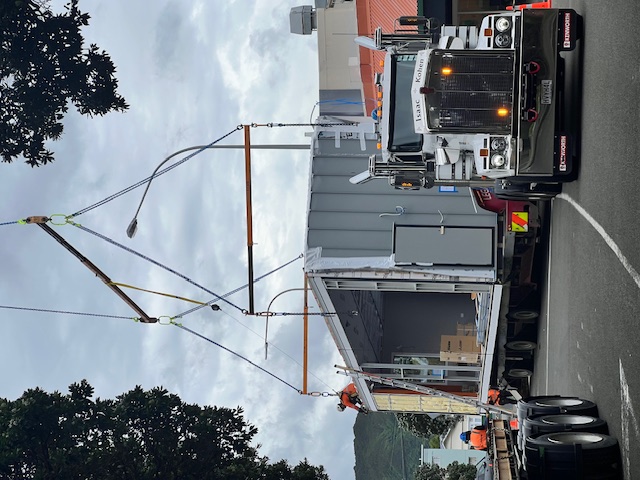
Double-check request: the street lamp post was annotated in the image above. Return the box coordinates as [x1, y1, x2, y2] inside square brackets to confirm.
[126, 143, 309, 239]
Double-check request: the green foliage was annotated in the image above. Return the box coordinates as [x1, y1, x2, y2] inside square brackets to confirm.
[414, 463, 445, 480]
[445, 461, 477, 480]
[396, 413, 461, 439]
[413, 461, 477, 480]
[353, 412, 423, 480]
[428, 434, 440, 448]
[0, 380, 329, 480]
[0, 0, 129, 166]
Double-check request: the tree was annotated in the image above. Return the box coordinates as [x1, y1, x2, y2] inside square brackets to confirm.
[396, 413, 461, 439]
[445, 461, 477, 480]
[0, 0, 129, 167]
[0, 380, 329, 480]
[414, 463, 445, 480]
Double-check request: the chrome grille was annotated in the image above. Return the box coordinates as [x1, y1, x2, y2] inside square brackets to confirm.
[426, 51, 515, 132]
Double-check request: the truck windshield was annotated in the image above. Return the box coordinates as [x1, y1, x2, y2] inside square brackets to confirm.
[388, 55, 422, 152]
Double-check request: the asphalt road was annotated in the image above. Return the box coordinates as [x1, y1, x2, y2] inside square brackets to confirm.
[529, 1, 640, 478]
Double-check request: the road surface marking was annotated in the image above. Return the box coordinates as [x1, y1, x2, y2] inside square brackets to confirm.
[619, 359, 639, 479]
[544, 200, 554, 395]
[557, 193, 640, 289]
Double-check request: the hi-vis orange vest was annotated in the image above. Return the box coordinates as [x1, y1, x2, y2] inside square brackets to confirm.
[470, 428, 487, 450]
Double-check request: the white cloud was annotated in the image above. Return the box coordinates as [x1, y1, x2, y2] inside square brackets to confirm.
[0, 1, 355, 479]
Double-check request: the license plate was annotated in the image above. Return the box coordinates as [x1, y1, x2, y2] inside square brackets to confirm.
[541, 80, 553, 105]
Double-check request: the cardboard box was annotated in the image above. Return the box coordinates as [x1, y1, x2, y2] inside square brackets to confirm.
[440, 335, 481, 363]
[456, 322, 477, 336]
[440, 352, 480, 363]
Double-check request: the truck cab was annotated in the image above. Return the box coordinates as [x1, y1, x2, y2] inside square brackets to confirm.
[355, 7, 581, 198]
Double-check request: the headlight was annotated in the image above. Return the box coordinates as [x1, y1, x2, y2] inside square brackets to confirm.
[494, 33, 511, 48]
[491, 137, 507, 151]
[495, 17, 511, 33]
[491, 154, 506, 168]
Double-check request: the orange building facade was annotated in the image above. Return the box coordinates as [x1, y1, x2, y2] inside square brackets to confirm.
[355, 0, 419, 116]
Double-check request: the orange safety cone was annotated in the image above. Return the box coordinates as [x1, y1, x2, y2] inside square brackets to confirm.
[506, 1, 552, 10]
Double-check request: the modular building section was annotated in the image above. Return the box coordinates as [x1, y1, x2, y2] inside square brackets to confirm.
[305, 123, 510, 413]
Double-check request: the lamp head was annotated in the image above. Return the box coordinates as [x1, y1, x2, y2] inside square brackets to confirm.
[126, 218, 138, 238]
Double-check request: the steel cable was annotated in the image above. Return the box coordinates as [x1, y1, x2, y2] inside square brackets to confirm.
[71, 128, 240, 218]
[73, 223, 244, 312]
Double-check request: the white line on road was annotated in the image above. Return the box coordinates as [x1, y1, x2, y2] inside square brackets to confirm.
[557, 193, 640, 289]
[619, 359, 639, 480]
[544, 199, 554, 395]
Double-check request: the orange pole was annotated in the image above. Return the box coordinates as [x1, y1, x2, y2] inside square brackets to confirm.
[244, 125, 255, 314]
[302, 274, 309, 394]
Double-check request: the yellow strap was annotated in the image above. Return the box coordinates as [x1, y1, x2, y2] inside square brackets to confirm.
[109, 282, 208, 306]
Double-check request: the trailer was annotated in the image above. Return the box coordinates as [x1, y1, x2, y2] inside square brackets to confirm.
[341, 366, 620, 479]
[305, 122, 550, 410]
[350, 6, 582, 200]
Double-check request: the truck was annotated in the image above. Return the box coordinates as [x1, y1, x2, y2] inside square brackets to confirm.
[305, 3, 620, 478]
[305, 2, 568, 413]
[350, 5, 582, 200]
[323, 3, 584, 401]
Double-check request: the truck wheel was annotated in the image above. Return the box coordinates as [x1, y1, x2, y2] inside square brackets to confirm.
[525, 191, 558, 201]
[508, 309, 539, 321]
[525, 432, 620, 479]
[506, 340, 537, 352]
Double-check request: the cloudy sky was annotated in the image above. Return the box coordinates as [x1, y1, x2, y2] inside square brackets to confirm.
[0, 1, 357, 478]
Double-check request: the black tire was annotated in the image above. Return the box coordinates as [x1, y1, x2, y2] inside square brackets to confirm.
[517, 396, 599, 451]
[518, 396, 598, 419]
[507, 368, 533, 379]
[575, 12, 584, 41]
[506, 340, 537, 352]
[522, 414, 608, 443]
[525, 191, 558, 201]
[525, 432, 620, 479]
[508, 309, 539, 322]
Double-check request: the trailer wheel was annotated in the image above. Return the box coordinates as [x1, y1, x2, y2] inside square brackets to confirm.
[525, 432, 620, 479]
[506, 340, 537, 352]
[507, 368, 533, 378]
[508, 309, 539, 321]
